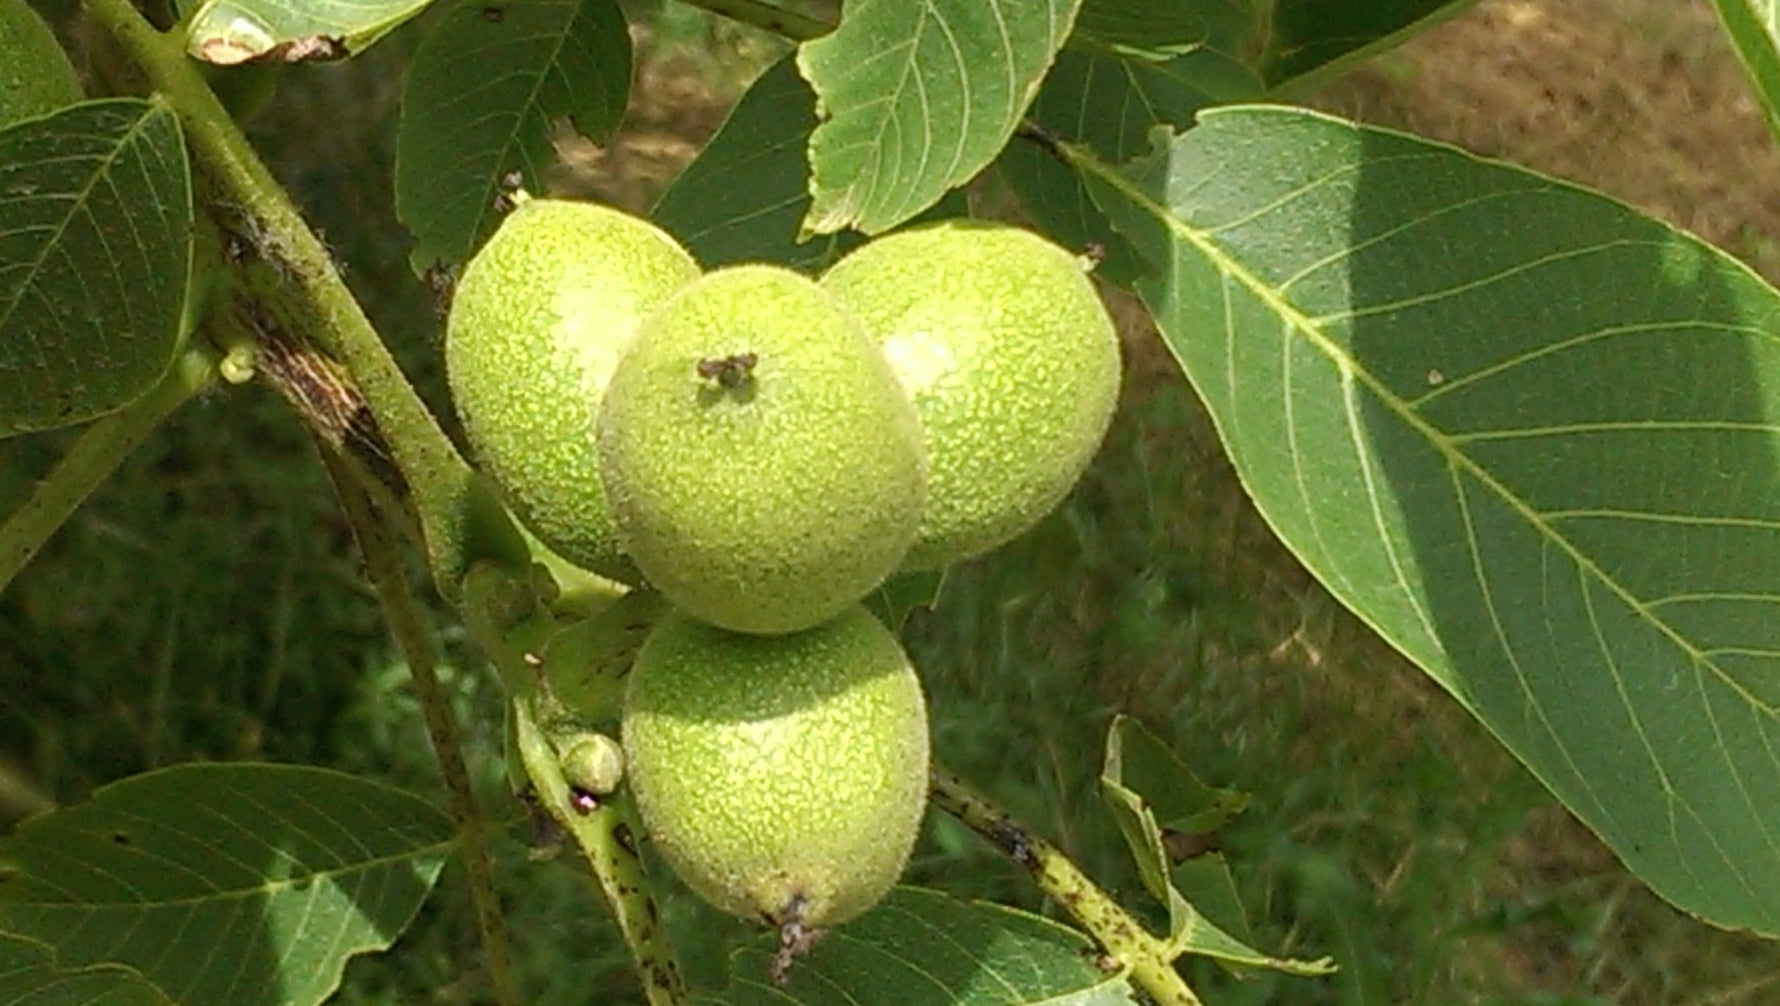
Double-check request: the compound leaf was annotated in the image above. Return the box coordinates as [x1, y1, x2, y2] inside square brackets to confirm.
[0, 763, 454, 1006]
[396, 0, 630, 273]
[0, 99, 191, 438]
[697, 887, 1138, 1005]
[796, 0, 1080, 236]
[1083, 105, 1780, 935]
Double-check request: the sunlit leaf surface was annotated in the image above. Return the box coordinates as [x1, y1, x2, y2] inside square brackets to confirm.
[796, 0, 1080, 235]
[0, 764, 454, 1006]
[1080, 105, 1780, 934]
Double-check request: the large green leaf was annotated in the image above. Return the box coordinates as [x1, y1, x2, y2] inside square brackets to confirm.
[0, 932, 172, 1006]
[0, 99, 191, 438]
[184, 0, 434, 63]
[795, 0, 1081, 236]
[697, 887, 1138, 1005]
[1080, 105, 1780, 935]
[1712, 0, 1780, 146]
[652, 58, 859, 272]
[1253, 0, 1474, 92]
[396, 0, 630, 273]
[0, 764, 454, 1005]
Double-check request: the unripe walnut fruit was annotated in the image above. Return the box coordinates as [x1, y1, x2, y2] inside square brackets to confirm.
[597, 265, 926, 634]
[621, 606, 929, 930]
[821, 221, 1121, 569]
[446, 198, 699, 582]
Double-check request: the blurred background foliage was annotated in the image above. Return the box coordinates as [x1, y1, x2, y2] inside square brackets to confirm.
[4, 0, 1780, 1003]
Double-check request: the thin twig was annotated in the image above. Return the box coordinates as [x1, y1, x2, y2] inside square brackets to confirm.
[322, 450, 523, 1006]
[929, 762, 1205, 1006]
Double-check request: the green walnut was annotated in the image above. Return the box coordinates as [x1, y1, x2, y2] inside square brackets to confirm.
[821, 221, 1121, 569]
[0, 0, 82, 128]
[621, 606, 929, 932]
[447, 197, 700, 582]
[597, 265, 925, 635]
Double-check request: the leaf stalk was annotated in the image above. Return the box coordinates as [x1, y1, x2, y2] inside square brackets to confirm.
[323, 452, 523, 1006]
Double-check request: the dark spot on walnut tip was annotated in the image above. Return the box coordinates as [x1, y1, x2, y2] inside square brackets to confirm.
[768, 896, 825, 985]
[482, 5, 505, 22]
[110, 832, 131, 846]
[697, 352, 759, 391]
[492, 171, 526, 213]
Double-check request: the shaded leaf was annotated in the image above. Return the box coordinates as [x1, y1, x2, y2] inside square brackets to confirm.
[0, 933, 172, 1006]
[998, 44, 1259, 287]
[1083, 105, 1780, 935]
[1099, 717, 1327, 972]
[396, 0, 630, 273]
[0, 763, 454, 1006]
[796, 0, 1080, 236]
[0, 0, 85, 126]
[697, 887, 1138, 1005]
[1253, 0, 1471, 93]
[0, 99, 191, 437]
[184, 0, 433, 63]
[1710, 0, 1780, 146]
[652, 58, 860, 272]
[1069, 0, 1208, 61]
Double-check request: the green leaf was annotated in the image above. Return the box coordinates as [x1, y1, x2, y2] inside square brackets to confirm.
[1711, 0, 1780, 146]
[0, 0, 85, 127]
[0, 99, 192, 438]
[1099, 717, 1327, 973]
[1069, 0, 1209, 61]
[795, 0, 1081, 236]
[0, 763, 454, 1006]
[652, 58, 860, 272]
[1253, 0, 1472, 92]
[184, 0, 433, 63]
[697, 887, 1138, 1005]
[998, 44, 1259, 287]
[1082, 104, 1780, 935]
[0, 932, 172, 1006]
[396, 0, 631, 273]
